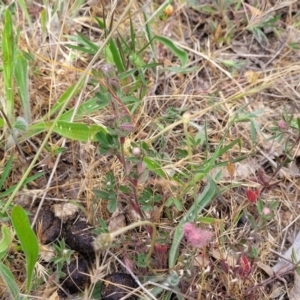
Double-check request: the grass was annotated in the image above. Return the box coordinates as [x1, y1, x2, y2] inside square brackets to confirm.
[1, 0, 300, 299]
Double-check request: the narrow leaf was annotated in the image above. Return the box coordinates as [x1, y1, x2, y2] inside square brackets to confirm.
[11, 206, 39, 292]
[169, 178, 216, 268]
[0, 262, 20, 300]
[59, 97, 108, 121]
[0, 225, 12, 260]
[155, 35, 188, 66]
[0, 155, 13, 190]
[14, 52, 31, 123]
[15, 0, 32, 26]
[109, 39, 125, 72]
[2, 10, 14, 124]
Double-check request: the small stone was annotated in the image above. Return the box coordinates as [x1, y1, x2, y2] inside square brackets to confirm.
[52, 203, 78, 223]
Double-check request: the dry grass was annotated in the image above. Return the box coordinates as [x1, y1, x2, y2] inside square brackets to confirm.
[1, 0, 300, 299]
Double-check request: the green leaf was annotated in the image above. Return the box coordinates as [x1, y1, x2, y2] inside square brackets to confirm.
[0, 225, 12, 260]
[95, 130, 109, 145]
[11, 206, 39, 292]
[173, 198, 183, 211]
[95, 17, 105, 29]
[2, 10, 14, 124]
[107, 195, 117, 213]
[169, 178, 216, 268]
[14, 116, 28, 132]
[29, 121, 106, 142]
[129, 16, 136, 52]
[14, 52, 31, 123]
[59, 97, 108, 121]
[297, 117, 300, 132]
[53, 121, 106, 142]
[143, 0, 173, 24]
[65, 32, 99, 55]
[197, 216, 219, 225]
[93, 189, 110, 199]
[75, 32, 99, 53]
[0, 262, 20, 300]
[16, 0, 32, 26]
[109, 39, 125, 73]
[155, 36, 188, 66]
[143, 157, 166, 178]
[0, 155, 13, 190]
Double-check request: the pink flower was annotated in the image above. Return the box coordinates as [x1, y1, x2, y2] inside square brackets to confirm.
[262, 207, 271, 215]
[182, 222, 213, 248]
[278, 120, 287, 130]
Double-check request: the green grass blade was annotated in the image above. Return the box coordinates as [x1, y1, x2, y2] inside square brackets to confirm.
[65, 32, 99, 54]
[65, 43, 98, 55]
[155, 36, 188, 66]
[0, 225, 13, 260]
[14, 52, 31, 123]
[129, 15, 136, 52]
[0, 172, 45, 199]
[69, 0, 85, 19]
[11, 206, 39, 293]
[15, 0, 32, 26]
[2, 10, 15, 124]
[0, 262, 20, 300]
[142, 11, 155, 52]
[59, 97, 109, 121]
[109, 39, 125, 72]
[144, 0, 173, 25]
[0, 155, 13, 190]
[169, 178, 216, 268]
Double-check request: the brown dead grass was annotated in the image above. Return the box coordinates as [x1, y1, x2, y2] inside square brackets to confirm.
[1, 0, 300, 299]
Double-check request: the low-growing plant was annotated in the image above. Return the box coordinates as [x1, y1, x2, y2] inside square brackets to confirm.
[51, 239, 75, 282]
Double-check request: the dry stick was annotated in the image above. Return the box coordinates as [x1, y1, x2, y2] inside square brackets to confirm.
[1, 0, 136, 214]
